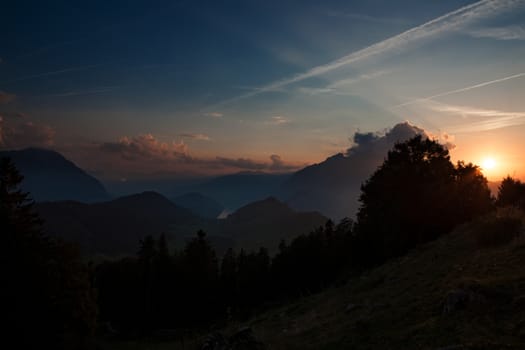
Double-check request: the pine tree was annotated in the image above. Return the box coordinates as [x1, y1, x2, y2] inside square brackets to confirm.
[1, 157, 97, 347]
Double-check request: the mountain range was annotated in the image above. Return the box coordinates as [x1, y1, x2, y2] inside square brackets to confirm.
[35, 192, 327, 257]
[35, 191, 202, 256]
[0, 148, 109, 203]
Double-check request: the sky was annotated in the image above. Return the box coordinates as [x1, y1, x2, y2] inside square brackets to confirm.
[1, 0, 525, 181]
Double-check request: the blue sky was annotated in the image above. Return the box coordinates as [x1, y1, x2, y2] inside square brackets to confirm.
[1, 0, 525, 180]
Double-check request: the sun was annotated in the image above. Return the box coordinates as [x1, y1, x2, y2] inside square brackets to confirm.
[482, 157, 496, 170]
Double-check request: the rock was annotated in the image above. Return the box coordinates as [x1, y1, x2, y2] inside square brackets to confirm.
[102, 321, 118, 336]
[345, 303, 361, 313]
[229, 327, 265, 350]
[443, 289, 470, 314]
[201, 332, 228, 350]
[512, 295, 525, 311]
[200, 327, 265, 350]
[442, 288, 487, 314]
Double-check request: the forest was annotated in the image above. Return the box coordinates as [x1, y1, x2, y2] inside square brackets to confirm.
[3, 136, 525, 349]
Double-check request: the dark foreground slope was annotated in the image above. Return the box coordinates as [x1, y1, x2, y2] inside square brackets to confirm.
[212, 209, 525, 349]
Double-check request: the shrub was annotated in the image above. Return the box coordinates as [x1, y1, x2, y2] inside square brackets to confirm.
[473, 213, 522, 248]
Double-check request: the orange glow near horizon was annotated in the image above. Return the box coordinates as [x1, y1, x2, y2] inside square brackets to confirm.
[453, 149, 515, 182]
[473, 154, 516, 181]
[479, 156, 500, 180]
[482, 157, 496, 170]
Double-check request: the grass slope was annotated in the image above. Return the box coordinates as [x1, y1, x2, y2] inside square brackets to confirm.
[227, 208, 525, 349]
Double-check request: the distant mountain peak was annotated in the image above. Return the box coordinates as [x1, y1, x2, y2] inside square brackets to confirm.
[172, 192, 223, 219]
[0, 147, 109, 203]
[228, 197, 295, 221]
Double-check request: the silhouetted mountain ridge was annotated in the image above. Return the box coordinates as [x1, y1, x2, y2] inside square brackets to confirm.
[0, 148, 109, 202]
[36, 193, 327, 257]
[186, 172, 291, 211]
[36, 191, 202, 256]
[214, 197, 328, 253]
[227, 196, 295, 221]
[284, 122, 428, 220]
[172, 192, 224, 219]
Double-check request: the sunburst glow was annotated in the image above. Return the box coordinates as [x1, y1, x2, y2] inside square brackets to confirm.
[482, 157, 496, 170]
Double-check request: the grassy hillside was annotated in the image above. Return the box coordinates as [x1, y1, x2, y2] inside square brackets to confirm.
[97, 208, 525, 349]
[233, 208, 525, 349]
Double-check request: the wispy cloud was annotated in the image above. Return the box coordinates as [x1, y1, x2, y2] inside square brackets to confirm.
[424, 100, 525, 132]
[203, 112, 223, 118]
[298, 87, 336, 95]
[468, 25, 525, 40]
[328, 70, 389, 89]
[179, 133, 211, 141]
[394, 72, 525, 108]
[325, 10, 410, 26]
[215, 0, 519, 106]
[96, 133, 302, 175]
[0, 117, 55, 149]
[46, 86, 119, 98]
[100, 134, 189, 161]
[299, 70, 389, 95]
[1, 64, 101, 84]
[268, 116, 291, 125]
[215, 154, 301, 172]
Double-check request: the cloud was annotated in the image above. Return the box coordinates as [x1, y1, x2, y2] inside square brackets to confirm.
[328, 70, 389, 89]
[394, 72, 525, 108]
[347, 121, 431, 156]
[1, 64, 100, 84]
[353, 131, 380, 147]
[84, 123, 448, 180]
[299, 70, 389, 96]
[468, 25, 525, 40]
[97, 133, 303, 176]
[179, 133, 211, 141]
[298, 87, 335, 95]
[215, 0, 519, 106]
[325, 10, 410, 26]
[0, 91, 16, 104]
[100, 134, 189, 161]
[215, 154, 302, 172]
[425, 101, 525, 132]
[0, 117, 55, 149]
[215, 157, 267, 171]
[269, 154, 299, 171]
[268, 116, 291, 125]
[46, 86, 119, 98]
[203, 112, 223, 118]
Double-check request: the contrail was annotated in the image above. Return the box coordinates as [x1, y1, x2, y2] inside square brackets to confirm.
[394, 72, 525, 108]
[1, 64, 101, 84]
[211, 0, 522, 107]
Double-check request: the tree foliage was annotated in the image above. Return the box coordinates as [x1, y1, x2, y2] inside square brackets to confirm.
[355, 136, 493, 264]
[497, 176, 525, 208]
[1, 157, 97, 348]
